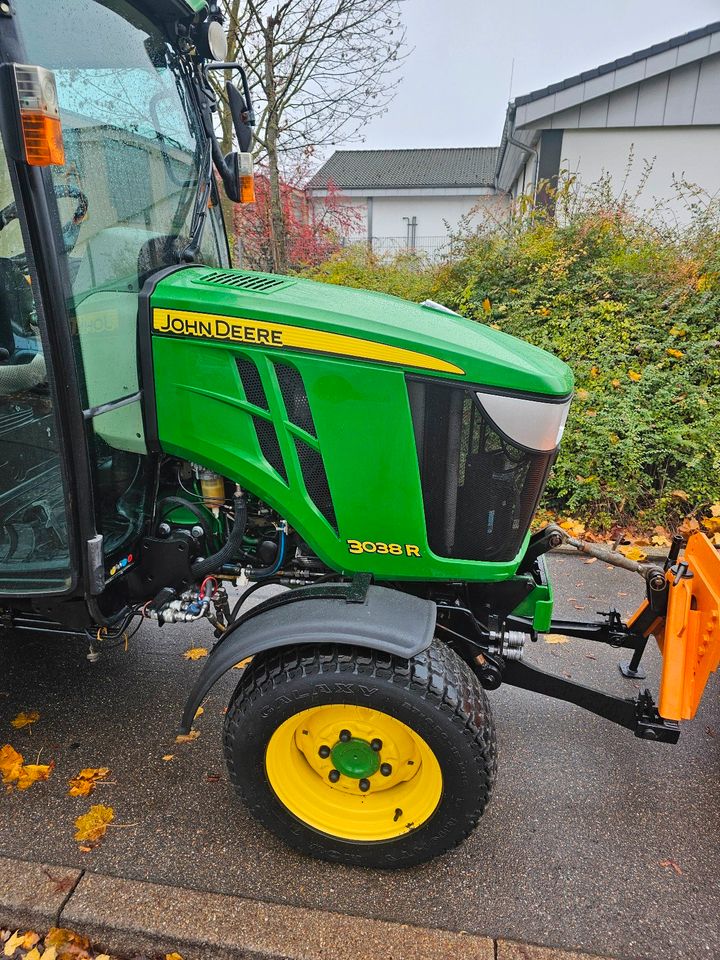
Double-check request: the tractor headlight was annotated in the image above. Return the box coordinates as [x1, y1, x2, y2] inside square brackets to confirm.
[475, 391, 572, 452]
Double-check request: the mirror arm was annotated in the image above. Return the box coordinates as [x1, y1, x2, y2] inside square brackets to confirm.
[202, 61, 255, 126]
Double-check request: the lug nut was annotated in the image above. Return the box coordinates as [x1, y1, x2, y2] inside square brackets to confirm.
[318, 745, 330, 759]
[370, 738, 382, 752]
[328, 769, 340, 783]
[380, 763, 392, 777]
[339, 729, 351, 743]
[358, 778, 370, 792]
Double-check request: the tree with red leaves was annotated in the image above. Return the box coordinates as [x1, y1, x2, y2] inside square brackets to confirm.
[234, 171, 362, 272]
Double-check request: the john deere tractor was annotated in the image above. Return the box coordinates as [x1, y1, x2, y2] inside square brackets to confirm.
[1, 0, 718, 868]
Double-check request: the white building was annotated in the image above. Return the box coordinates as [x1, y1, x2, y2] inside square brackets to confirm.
[308, 21, 720, 240]
[496, 20, 720, 222]
[306, 147, 508, 258]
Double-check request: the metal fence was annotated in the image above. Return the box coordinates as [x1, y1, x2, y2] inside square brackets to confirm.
[342, 235, 458, 262]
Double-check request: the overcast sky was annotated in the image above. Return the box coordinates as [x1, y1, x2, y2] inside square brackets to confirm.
[349, 0, 720, 151]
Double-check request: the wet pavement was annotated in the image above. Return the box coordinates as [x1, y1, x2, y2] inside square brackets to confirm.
[1, 555, 718, 960]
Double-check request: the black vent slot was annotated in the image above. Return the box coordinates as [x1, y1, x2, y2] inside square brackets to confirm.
[252, 415, 287, 483]
[294, 438, 336, 531]
[275, 362, 316, 437]
[236, 357, 268, 409]
[408, 379, 553, 562]
[199, 271, 292, 293]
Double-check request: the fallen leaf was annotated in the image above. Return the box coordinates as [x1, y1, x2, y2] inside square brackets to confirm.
[628, 369, 642, 381]
[702, 516, 720, 534]
[619, 545, 648, 562]
[194, 707, 204, 719]
[678, 516, 700, 538]
[95, 956, 112, 960]
[162, 754, 175, 762]
[183, 647, 208, 661]
[166, 953, 184, 960]
[10, 711, 40, 730]
[481, 297, 491, 314]
[544, 634, 571, 644]
[669, 326, 687, 337]
[666, 348, 683, 359]
[0, 745, 24, 784]
[559, 517, 586, 538]
[4, 930, 39, 956]
[175, 730, 200, 744]
[74, 804, 114, 843]
[233, 657, 252, 670]
[45, 928, 91, 952]
[38, 949, 57, 960]
[16, 764, 53, 790]
[25, 949, 41, 960]
[659, 858, 683, 876]
[670, 490, 689, 501]
[583, 557, 597, 565]
[710, 502, 720, 518]
[651, 534, 670, 547]
[206, 774, 221, 783]
[68, 767, 110, 798]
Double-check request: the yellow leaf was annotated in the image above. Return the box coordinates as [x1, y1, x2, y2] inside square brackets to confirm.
[162, 754, 175, 762]
[589, 365, 599, 377]
[183, 647, 208, 661]
[611, 378, 621, 388]
[10, 710, 39, 729]
[489, 322, 501, 330]
[666, 348, 683, 359]
[44, 928, 90, 954]
[194, 707, 204, 719]
[4, 931, 27, 956]
[702, 516, 720, 534]
[68, 767, 110, 798]
[233, 657, 252, 670]
[710, 502, 720, 517]
[537, 306, 550, 317]
[669, 326, 687, 337]
[628, 370, 642, 382]
[544, 634, 571, 644]
[39, 947, 57, 960]
[481, 297, 491, 314]
[166, 953, 184, 960]
[25, 949, 42, 960]
[670, 489, 689, 501]
[0, 744, 24, 784]
[95, 956, 112, 960]
[619, 545, 648, 562]
[74, 804, 114, 843]
[175, 730, 200, 744]
[16, 764, 53, 790]
[576, 388, 589, 400]
[651, 534, 670, 547]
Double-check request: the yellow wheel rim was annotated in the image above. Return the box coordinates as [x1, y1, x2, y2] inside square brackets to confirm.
[265, 704, 443, 841]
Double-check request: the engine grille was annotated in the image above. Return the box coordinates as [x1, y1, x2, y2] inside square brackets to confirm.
[407, 378, 554, 562]
[274, 361, 316, 437]
[293, 437, 337, 532]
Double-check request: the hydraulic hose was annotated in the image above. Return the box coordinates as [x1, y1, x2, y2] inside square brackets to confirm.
[191, 491, 247, 580]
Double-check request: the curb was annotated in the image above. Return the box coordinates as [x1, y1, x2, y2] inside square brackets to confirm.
[0, 855, 619, 960]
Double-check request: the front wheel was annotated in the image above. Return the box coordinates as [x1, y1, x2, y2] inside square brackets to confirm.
[222, 640, 497, 868]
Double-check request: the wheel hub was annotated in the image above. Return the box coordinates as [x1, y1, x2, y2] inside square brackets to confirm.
[330, 737, 380, 779]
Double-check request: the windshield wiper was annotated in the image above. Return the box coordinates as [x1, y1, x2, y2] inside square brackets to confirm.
[179, 138, 213, 263]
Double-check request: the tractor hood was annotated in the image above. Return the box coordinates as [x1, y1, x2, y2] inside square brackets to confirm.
[149, 267, 574, 398]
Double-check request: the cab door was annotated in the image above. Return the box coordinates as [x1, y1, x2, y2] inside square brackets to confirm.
[0, 135, 74, 595]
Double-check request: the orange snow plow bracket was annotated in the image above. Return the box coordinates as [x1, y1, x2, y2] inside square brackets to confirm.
[656, 532, 720, 721]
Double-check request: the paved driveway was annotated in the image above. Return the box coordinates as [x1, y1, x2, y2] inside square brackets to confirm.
[1, 556, 718, 960]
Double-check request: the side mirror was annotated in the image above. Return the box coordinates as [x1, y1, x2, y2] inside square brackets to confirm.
[227, 81, 254, 153]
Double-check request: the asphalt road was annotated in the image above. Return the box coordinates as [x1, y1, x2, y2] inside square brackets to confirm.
[1, 555, 718, 960]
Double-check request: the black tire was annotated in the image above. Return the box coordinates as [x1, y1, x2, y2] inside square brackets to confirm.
[222, 639, 497, 868]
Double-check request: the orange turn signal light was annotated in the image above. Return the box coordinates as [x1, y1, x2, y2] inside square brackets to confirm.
[13, 64, 65, 167]
[240, 175, 255, 204]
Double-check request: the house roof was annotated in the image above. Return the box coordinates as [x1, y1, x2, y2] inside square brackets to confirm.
[515, 20, 720, 107]
[496, 19, 720, 192]
[306, 147, 499, 191]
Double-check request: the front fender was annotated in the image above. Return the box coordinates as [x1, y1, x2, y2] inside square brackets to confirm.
[180, 584, 436, 732]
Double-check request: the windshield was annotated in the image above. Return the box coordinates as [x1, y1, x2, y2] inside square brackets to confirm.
[18, 0, 228, 309]
[15, 0, 229, 559]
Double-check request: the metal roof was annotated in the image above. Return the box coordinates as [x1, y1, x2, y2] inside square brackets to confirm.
[515, 20, 720, 107]
[306, 148, 499, 191]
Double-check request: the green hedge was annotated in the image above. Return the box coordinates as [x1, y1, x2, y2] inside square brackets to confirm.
[304, 198, 720, 532]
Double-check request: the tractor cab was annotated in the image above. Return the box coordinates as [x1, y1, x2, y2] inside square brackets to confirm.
[1, 0, 719, 870]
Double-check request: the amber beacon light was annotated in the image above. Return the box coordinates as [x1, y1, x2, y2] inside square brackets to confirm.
[13, 63, 65, 166]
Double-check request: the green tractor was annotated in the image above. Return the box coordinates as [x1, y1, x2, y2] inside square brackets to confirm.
[1, 0, 718, 868]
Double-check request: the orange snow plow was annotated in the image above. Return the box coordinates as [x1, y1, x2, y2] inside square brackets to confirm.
[654, 532, 720, 721]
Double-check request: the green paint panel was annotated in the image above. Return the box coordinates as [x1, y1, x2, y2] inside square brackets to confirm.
[150, 268, 574, 584]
